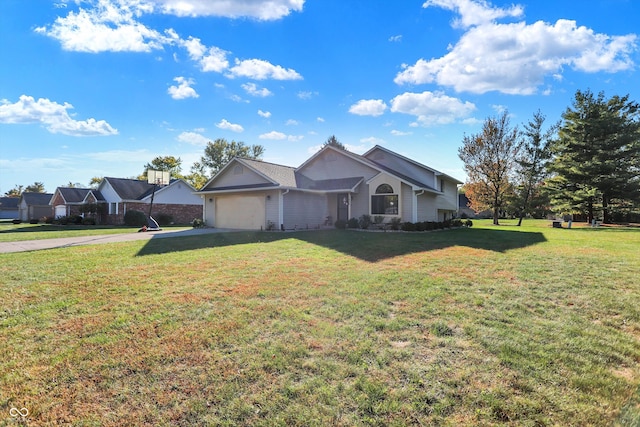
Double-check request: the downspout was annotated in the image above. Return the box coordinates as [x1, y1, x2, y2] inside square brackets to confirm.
[414, 190, 424, 222]
[280, 189, 289, 230]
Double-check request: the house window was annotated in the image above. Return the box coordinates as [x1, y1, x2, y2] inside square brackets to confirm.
[110, 202, 118, 214]
[371, 184, 398, 215]
[233, 165, 244, 175]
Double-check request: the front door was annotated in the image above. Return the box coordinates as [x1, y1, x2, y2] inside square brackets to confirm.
[337, 193, 349, 222]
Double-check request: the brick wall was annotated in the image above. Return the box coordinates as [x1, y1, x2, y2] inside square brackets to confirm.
[106, 202, 202, 225]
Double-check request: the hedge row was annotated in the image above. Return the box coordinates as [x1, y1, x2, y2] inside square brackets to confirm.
[335, 215, 472, 231]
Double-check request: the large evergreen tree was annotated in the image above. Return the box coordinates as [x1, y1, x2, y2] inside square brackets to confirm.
[458, 111, 521, 225]
[548, 90, 640, 223]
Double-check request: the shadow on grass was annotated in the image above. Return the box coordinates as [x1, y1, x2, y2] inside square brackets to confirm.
[136, 228, 547, 262]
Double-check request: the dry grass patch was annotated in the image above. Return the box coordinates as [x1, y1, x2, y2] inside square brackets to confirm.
[1, 221, 638, 425]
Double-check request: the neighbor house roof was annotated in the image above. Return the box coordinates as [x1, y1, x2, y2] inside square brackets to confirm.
[55, 187, 105, 204]
[103, 177, 157, 200]
[20, 192, 54, 205]
[0, 197, 19, 209]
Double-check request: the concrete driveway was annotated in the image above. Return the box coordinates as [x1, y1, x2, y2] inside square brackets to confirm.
[0, 227, 235, 254]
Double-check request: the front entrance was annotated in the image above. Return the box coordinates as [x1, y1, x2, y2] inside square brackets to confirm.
[337, 193, 349, 222]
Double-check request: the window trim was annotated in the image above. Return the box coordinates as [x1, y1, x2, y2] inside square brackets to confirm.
[371, 184, 399, 216]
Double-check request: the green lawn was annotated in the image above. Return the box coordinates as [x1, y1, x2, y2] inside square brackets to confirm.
[0, 222, 190, 242]
[1, 220, 638, 426]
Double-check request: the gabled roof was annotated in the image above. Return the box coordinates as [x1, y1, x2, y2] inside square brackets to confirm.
[296, 176, 364, 192]
[103, 177, 156, 200]
[0, 197, 19, 209]
[198, 144, 462, 194]
[20, 192, 54, 205]
[240, 158, 298, 187]
[364, 145, 463, 184]
[55, 187, 105, 204]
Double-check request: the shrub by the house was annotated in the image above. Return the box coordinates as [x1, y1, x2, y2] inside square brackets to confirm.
[124, 210, 147, 226]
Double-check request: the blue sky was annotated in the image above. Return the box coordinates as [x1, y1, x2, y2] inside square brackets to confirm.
[1, 0, 638, 193]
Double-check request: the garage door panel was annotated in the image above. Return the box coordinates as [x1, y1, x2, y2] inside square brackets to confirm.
[216, 195, 265, 230]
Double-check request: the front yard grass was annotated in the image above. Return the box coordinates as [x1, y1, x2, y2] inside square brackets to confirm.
[0, 222, 190, 242]
[1, 220, 638, 425]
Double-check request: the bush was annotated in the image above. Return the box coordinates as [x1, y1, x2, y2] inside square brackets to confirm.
[29, 218, 39, 224]
[12, 219, 21, 224]
[358, 214, 371, 229]
[401, 222, 416, 231]
[389, 218, 402, 230]
[451, 218, 463, 228]
[124, 210, 148, 226]
[465, 219, 473, 227]
[334, 219, 347, 229]
[82, 217, 96, 225]
[192, 218, 205, 228]
[347, 217, 360, 229]
[155, 213, 174, 226]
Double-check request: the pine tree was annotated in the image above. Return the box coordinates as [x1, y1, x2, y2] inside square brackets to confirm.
[548, 90, 640, 223]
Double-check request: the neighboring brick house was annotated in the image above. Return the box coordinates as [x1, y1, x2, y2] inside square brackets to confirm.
[50, 187, 106, 220]
[18, 192, 54, 221]
[97, 177, 203, 225]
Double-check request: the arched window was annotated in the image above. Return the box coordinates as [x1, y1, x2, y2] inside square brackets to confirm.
[376, 184, 394, 194]
[371, 183, 398, 215]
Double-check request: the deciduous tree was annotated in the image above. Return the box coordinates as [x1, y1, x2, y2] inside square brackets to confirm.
[458, 111, 521, 225]
[191, 138, 265, 179]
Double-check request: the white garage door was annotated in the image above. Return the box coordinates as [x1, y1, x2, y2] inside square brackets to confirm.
[55, 205, 67, 218]
[215, 195, 265, 230]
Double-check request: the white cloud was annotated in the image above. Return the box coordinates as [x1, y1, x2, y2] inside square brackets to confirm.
[242, 82, 272, 97]
[316, 117, 325, 123]
[389, 35, 402, 42]
[227, 58, 303, 80]
[85, 149, 151, 162]
[258, 131, 302, 141]
[359, 137, 384, 145]
[297, 91, 317, 100]
[153, 0, 305, 20]
[168, 77, 199, 99]
[349, 99, 388, 117]
[216, 119, 244, 132]
[177, 131, 210, 145]
[0, 95, 118, 136]
[285, 119, 299, 126]
[258, 110, 271, 118]
[391, 130, 413, 136]
[423, 0, 523, 29]
[259, 131, 287, 140]
[182, 37, 229, 72]
[35, 1, 168, 53]
[390, 91, 476, 126]
[397, 0, 637, 94]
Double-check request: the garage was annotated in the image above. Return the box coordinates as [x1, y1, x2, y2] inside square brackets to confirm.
[54, 205, 67, 218]
[215, 195, 265, 230]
